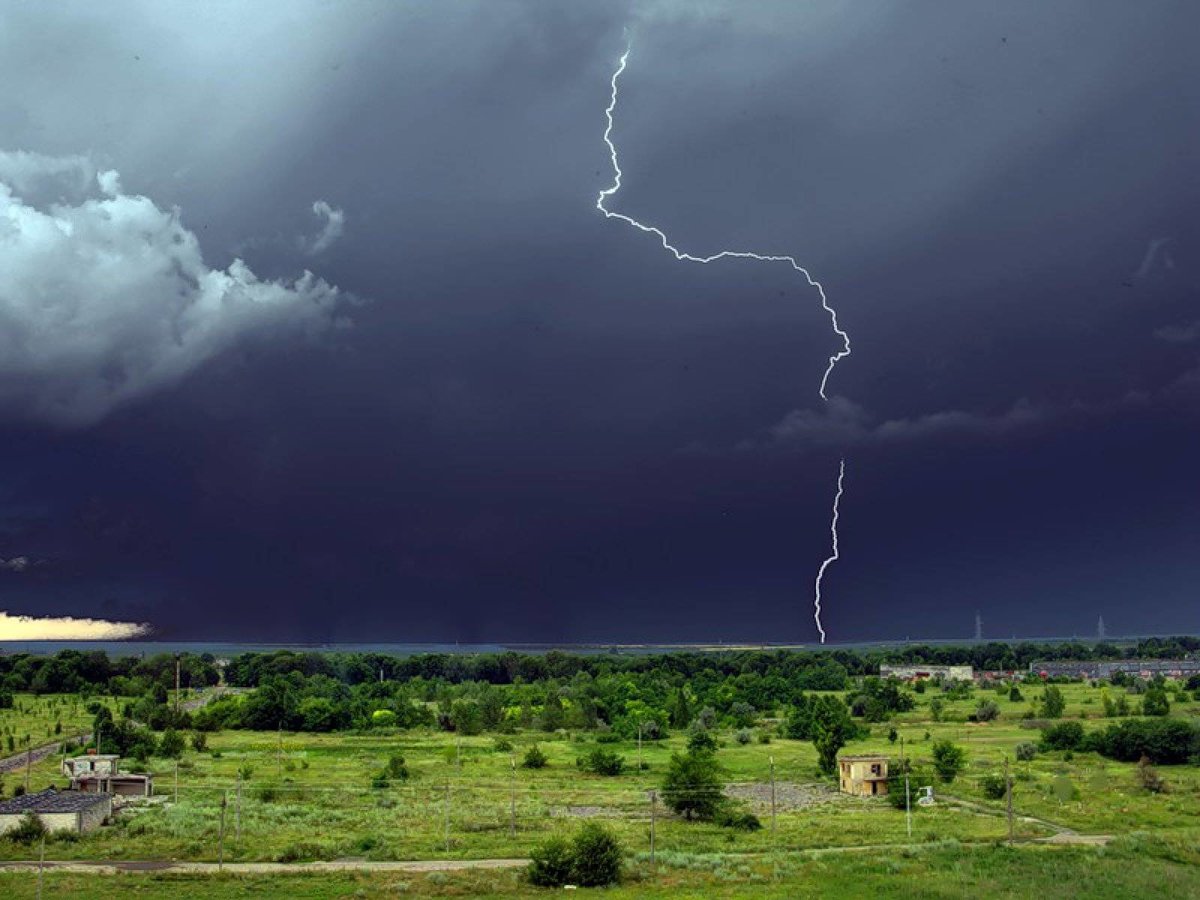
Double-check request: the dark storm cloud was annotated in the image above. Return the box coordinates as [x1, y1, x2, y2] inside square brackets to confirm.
[0, 1, 1197, 641]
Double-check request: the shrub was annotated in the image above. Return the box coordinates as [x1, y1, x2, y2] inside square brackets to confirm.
[1014, 742, 1037, 762]
[713, 807, 762, 831]
[661, 749, 724, 821]
[1142, 688, 1170, 717]
[493, 737, 514, 753]
[571, 822, 623, 887]
[1084, 718, 1199, 764]
[522, 745, 548, 769]
[1009, 686, 1024, 703]
[579, 748, 625, 777]
[526, 836, 574, 887]
[1040, 721, 1085, 752]
[5, 813, 46, 845]
[157, 728, 185, 759]
[931, 740, 966, 783]
[686, 722, 718, 753]
[1040, 686, 1066, 719]
[973, 700, 1000, 723]
[980, 773, 1008, 801]
[1136, 756, 1167, 794]
[190, 732, 208, 753]
[384, 754, 409, 780]
[735, 729, 753, 746]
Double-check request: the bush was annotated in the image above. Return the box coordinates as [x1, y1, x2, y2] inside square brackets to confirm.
[1136, 756, 1167, 794]
[579, 748, 625, 777]
[1040, 686, 1066, 719]
[157, 728, 185, 759]
[190, 732, 208, 753]
[1040, 721, 1085, 752]
[661, 749, 724, 821]
[5, 813, 46, 845]
[493, 737, 514, 753]
[571, 822, 623, 887]
[526, 824, 623, 888]
[686, 722, 718, 753]
[1084, 718, 1199, 764]
[980, 773, 1008, 801]
[973, 700, 1000, 723]
[1015, 742, 1037, 762]
[384, 754, 409, 780]
[713, 807, 762, 831]
[526, 836, 575, 887]
[735, 729, 753, 746]
[522, 745, 548, 769]
[931, 740, 966, 783]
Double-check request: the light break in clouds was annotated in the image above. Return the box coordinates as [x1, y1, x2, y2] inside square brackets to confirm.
[0, 150, 345, 427]
[0, 610, 149, 640]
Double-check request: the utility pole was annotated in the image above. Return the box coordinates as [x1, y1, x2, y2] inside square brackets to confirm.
[277, 722, 283, 778]
[649, 790, 657, 867]
[24, 746, 31, 792]
[236, 771, 243, 846]
[1005, 756, 1014, 845]
[905, 772, 912, 839]
[218, 791, 228, 871]
[36, 832, 45, 900]
[174, 760, 179, 803]
[769, 756, 777, 839]
[974, 611, 983, 642]
[637, 723, 643, 774]
[444, 781, 451, 853]
[174, 655, 181, 714]
[509, 756, 516, 838]
[1097, 616, 1107, 641]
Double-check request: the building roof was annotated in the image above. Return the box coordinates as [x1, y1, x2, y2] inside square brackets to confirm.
[0, 788, 109, 814]
[838, 754, 889, 762]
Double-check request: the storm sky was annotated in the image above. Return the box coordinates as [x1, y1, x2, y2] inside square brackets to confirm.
[0, 1, 1197, 643]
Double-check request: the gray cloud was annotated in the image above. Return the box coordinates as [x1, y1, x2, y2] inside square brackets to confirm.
[0, 151, 345, 426]
[1154, 320, 1200, 343]
[303, 200, 345, 255]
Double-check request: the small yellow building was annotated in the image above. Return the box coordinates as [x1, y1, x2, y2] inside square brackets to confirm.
[838, 754, 889, 797]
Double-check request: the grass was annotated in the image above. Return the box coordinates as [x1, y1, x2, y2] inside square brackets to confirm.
[2, 682, 1197, 869]
[1, 837, 1198, 897]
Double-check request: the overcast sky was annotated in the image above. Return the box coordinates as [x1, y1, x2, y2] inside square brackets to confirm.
[0, 1, 1197, 643]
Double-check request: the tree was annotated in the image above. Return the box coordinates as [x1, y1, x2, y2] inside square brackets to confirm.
[974, 700, 1000, 723]
[929, 698, 945, 722]
[579, 748, 624, 777]
[522, 745, 548, 769]
[571, 822, 623, 887]
[811, 695, 858, 777]
[661, 749, 724, 821]
[158, 728, 185, 759]
[686, 721, 717, 753]
[1142, 686, 1170, 717]
[931, 740, 966, 783]
[1040, 686, 1066, 719]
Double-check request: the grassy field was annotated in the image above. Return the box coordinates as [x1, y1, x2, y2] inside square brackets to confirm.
[2, 681, 1198, 895]
[1, 835, 1198, 898]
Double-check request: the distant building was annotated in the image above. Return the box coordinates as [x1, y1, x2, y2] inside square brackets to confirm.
[838, 755, 889, 797]
[63, 754, 153, 797]
[0, 788, 111, 835]
[1031, 659, 1200, 680]
[879, 664, 974, 682]
[62, 754, 121, 779]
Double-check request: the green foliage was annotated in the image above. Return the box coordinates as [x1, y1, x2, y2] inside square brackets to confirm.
[526, 836, 575, 887]
[661, 749, 725, 821]
[4, 813, 46, 845]
[1040, 686, 1066, 719]
[980, 772, 1008, 801]
[810, 694, 859, 776]
[713, 806, 762, 831]
[1040, 721, 1085, 751]
[686, 722, 718, 753]
[526, 823, 622, 888]
[578, 748, 625, 777]
[1136, 756, 1167, 794]
[1009, 686, 1024, 703]
[383, 754, 409, 780]
[521, 745, 548, 769]
[931, 740, 966, 783]
[189, 731, 208, 753]
[973, 700, 1000, 723]
[157, 728, 185, 759]
[1015, 742, 1037, 762]
[570, 821, 623, 887]
[1142, 687, 1171, 717]
[1084, 718, 1199, 764]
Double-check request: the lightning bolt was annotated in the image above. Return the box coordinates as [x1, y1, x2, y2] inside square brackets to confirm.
[812, 458, 845, 644]
[596, 40, 849, 643]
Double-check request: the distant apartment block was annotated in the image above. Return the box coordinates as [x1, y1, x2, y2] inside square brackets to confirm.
[1030, 659, 1200, 680]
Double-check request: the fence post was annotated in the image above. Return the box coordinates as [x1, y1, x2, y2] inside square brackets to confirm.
[218, 790, 228, 871]
[509, 756, 517, 838]
[36, 832, 45, 900]
[1005, 756, 1014, 844]
[444, 781, 451, 853]
[649, 790, 657, 867]
[236, 771, 243, 846]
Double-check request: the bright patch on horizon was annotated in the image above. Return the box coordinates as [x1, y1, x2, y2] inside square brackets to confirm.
[0, 611, 149, 640]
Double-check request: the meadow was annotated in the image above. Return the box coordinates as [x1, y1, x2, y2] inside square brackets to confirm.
[1, 646, 1199, 896]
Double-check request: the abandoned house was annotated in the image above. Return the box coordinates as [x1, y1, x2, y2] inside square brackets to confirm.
[63, 753, 154, 797]
[838, 754, 890, 797]
[0, 788, 112, 835]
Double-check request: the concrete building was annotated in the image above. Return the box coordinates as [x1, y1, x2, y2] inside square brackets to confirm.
[1030, 659, 1200, 680]
[838, 755, 890, 797]
[62, 754, 121, 779]
[71, 773, 154, 797]
[0, 788, 111, 835]
[879, 664, 974, 682]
